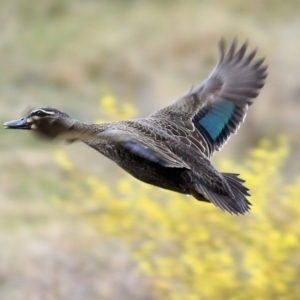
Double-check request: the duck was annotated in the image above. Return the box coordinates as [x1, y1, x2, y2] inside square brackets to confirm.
[3, 39, 267, 214]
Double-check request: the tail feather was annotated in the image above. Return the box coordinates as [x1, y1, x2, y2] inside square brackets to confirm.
[222, 173, 251, 196]
[192, 173, 251, 215]
[222, 173, 252, 214]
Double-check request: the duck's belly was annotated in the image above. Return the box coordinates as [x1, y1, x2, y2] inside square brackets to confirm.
[85, 140, 189, 194]
[118, 156, 188, 193]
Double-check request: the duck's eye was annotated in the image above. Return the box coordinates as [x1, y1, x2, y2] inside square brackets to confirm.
[35, 110, 47, 117]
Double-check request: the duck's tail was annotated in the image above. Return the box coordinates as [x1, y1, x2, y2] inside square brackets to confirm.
[190, 173, 251, 215]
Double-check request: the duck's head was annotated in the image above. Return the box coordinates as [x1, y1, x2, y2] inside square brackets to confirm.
[3, 107, 70, 138]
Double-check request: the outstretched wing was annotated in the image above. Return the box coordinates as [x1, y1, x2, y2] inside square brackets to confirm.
[150, 39, 268, 158]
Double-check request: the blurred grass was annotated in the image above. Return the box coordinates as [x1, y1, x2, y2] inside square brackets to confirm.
[1, 0, 300, 299]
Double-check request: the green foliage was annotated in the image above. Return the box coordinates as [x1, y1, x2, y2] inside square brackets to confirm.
[54, 94, 300, 299]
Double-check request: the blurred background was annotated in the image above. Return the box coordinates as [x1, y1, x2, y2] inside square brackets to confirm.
[1, 0, 300, 299]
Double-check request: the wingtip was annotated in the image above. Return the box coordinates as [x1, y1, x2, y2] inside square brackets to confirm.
[218, 37, 226, 62]
[227, 38, 237, 60]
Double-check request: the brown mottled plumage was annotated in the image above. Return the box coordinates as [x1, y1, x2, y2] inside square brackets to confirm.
[3, 39, 267, 214]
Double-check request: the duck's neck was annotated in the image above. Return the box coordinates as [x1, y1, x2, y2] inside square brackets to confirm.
[56, 119, 110, 142]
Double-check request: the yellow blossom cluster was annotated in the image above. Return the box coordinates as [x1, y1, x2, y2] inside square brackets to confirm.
[95, 92, 137, 123]
[54, 94, 300, 299]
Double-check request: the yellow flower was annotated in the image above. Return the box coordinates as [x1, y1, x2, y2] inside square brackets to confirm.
[54, 112, 300, 299]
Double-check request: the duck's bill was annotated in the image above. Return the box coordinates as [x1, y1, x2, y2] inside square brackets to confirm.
[3, 118, 31, 130]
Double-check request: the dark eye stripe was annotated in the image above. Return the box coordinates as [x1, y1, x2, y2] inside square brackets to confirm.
[32, 109, 55, 116]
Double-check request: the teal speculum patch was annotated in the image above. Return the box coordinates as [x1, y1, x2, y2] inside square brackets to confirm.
[193, 100, 235, 141]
